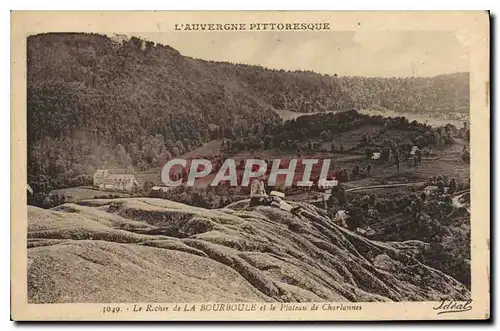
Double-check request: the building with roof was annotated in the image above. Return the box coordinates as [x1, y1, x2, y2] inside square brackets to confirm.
[318, 179, 339, 189]
[93, 170, 139, 191]
[423, 186, 438, 195]
[423, 185, 449, 196]
[152, 186, 171, 193]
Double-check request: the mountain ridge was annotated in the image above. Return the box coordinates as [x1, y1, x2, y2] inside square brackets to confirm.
[27, 32, 469, 190]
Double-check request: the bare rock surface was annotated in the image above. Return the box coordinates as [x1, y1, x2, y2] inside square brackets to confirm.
[27, 198, 470, 303]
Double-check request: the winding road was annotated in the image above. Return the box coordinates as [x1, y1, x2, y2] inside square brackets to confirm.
[307, 184, 471, 216]
[306, 182, 426, 203]
[344, 182, 426, 193]
[452, 190, 470, 211]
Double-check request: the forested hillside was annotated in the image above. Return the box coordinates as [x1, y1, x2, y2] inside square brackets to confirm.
[27, 33, 469, 191]
[209, 64, 469, 115]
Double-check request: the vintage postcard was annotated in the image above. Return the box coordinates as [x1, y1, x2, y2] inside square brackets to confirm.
[11, 11, 490, 321]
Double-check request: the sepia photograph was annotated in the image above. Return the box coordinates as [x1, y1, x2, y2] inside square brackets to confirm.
[11, 11, 490, 321]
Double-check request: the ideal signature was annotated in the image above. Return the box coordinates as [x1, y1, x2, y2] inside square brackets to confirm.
[433, 299, 472, 315]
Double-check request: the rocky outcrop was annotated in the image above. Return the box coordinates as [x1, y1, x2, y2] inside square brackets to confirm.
[27, 198, 470, 303]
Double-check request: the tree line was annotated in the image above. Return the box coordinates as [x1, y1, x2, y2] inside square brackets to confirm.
[221, 110, 470, 162]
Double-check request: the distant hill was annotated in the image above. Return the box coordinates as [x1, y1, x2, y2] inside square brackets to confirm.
[27, 33, 469, 190]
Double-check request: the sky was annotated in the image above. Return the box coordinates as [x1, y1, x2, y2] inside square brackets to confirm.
[133, 30, 469, 78]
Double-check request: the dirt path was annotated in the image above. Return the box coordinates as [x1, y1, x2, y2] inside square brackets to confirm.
[344, 182, 426, 193]
[452, 190, 470, 211]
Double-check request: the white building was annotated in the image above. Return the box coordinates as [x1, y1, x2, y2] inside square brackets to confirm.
[318, 179, 339, 189]
[424, 186, 438, 195]
[424, 185, 449, 196]
[410, 146, 419, 155]
[93, 170, 139, 191]
[152, 186, 171, 193]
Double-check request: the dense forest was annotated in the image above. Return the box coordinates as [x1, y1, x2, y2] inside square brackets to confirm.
[27, 33, 469, 191]
[221, 110, 469, 155]
[210, 63, 469, 115]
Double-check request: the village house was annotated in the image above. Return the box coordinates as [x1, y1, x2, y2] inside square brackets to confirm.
[93, 170, 139, 191]
[151, 186, 171, 193]
[423, 185, 450, 196]
[149, 186, 171, 198]
[318, 179, 338, 189]
[357, 226, 376, 237]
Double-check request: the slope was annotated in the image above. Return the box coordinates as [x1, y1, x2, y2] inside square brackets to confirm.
[28, 198, 470, 303]
[27, 33, 469, 191]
